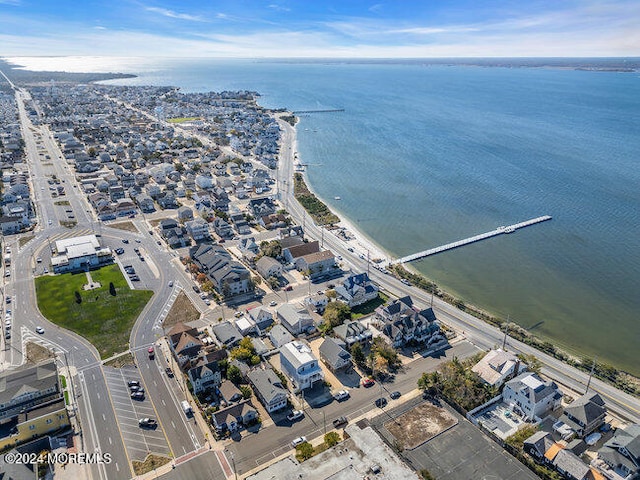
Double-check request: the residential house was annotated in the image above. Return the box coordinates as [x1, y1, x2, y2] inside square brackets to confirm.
[190, 244, 253, 297]
[559, 392, 607, 438]
[278, 225, 304, 239]
[597, 424, 640, 480]
[259, 213, 287, 230]
[279, 341, 324, 393]
[269, 324, 293, 349]
[247, 368, 288, 413]
[0, 215, 25, 235]
[333, 321, 373, 347]
[238, 237, 259, 262]
[185, 218, 210, 241]
[213, 217, 233, 238]
[319, 338, 352, 372]
[375, 296, 442, 349]
[246, 307, 274, 332]
[177, 206, 194, 223]
[334, 273, 379, 307]
[212, 400, 257, 434]
[159, 218, 189, 248]
[277, 303, 314, 336]
[524, 431, 557, 463]
[187, 352, 224, 394]
[218, 380, 243, 406]
[471, 349, 528, 388]
[248, 197, 276, 218]
[283, 240, 319, 264]
[235, 316, 257, 336]
[134, 193, 155, 212]
[502, 372, 563, 422]
[295, 250, 336, 280]
[305, 293, 329, 313]
[168, 323, 204, 368]
[552, 449, 590, 480]
[211, 321, 243, 347]
[256, 256, 283, 279]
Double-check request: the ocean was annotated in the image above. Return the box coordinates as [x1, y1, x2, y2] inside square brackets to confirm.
[7, 57, 640, 374]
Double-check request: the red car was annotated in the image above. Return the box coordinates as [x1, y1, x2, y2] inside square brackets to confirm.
[361, 378, 375, 388]
[148, 346, 155, 359]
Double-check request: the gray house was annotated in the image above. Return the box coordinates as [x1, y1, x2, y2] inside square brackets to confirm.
[269, 324, 294, 349]
[559, 392, 606, 438]
[212, 400, 257, 434]
[319, 338, 352, 372]
[211, 321, 243, 347]
[597, 424, 640, 480]
[247, 368, 288, 413]
[277, 303, 314, 335]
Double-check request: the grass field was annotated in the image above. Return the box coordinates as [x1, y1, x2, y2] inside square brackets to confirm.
[35, 264, 153, 359]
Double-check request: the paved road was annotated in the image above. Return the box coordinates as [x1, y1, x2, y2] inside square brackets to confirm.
[274, 119, 640, 425]
[225, 341, 479, 475]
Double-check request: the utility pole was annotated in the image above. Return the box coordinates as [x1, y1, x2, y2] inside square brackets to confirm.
[585, 357, 597, 394]
[502, 316, 510, 351]
[366, 250, 370, 278]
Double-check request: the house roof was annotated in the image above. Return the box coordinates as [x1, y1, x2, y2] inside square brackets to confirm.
[545, 442, 565, 462]
[471, 349, 522, 386]
[319, 337, 351, 368]
[552, 449, 589, 479]
[505, 372, 562, 404]
[247, 368, 288, 404]
[524, 431, 555, 458]
[299, 250, 334, 265]
[211, 322, 243, 346]
[600, 423, 640, 468]
[280, 341, 318, 370]
[256, 255, 281, 271]
[269, 324, 293, 347]
[561, 392, 606, 430]
[286, 240, 319, 259]
[277, 303, 312, 331]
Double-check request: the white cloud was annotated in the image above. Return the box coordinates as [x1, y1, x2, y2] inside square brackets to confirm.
[0, 0, 21, 5]
[145, 6, 207, 22]
[268, 4, 290, 12]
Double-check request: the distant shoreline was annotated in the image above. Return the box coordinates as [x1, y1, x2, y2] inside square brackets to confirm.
[0, 58, 137, 84]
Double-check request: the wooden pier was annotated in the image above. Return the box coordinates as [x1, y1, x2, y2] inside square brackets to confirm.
[390, 215, 552, 265]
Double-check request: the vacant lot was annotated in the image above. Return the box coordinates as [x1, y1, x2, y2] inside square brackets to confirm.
[35, 264, 153, 358]
[385, 401, 457, 449]
[25, 342, 55, 364]
[163, 291, 200, 328]
[109, 221, 138, 233]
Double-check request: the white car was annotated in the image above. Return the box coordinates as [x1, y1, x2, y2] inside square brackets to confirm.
[168, 281, 173, 287]
[334, 390, 350, 401]
[291, 436, 307, 447]
[204, 299, 211, 305]
[269, 301, 277, 307]
[286, 410, 304, 422]
[35, 326, 45, 334]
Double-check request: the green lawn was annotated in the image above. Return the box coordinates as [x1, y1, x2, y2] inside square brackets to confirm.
[167, 116, 201, 123]
[35, 264, 153, 359]
[351, 292, 389, 319]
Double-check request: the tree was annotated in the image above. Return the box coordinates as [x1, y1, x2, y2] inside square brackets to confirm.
[74, 291, 82, 304]
[323, 301, 351, 329]
[267, 276, 280, 289]
[109, 282, 116, 296]
[295, 442, 314, 461]
[196, 273, 207, 283]
[227, 365, 242, 384]
[260, 240, 282, 258]
[239, 385, 253, 399]
[324, 431, 340, 448]
[350, 343, 365, 366]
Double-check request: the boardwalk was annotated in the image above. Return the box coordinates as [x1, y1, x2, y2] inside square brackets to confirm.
[390, 216, 552, 265]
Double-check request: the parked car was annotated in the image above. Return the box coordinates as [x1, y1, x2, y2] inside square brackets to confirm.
[333, 416, 348, 428]
[334, 390, 350, 401]
[168, 281, 173, 287]
[192, 285, 200, 293]
[269, 301, 277, 307]
[130, 392, 145, 400]
[122, 239, 129, 244]
[127, 380, 140, 387]
[374, 397, 387, 408]
[165, 367, 174, 377]
[291, 436, 307, 447]
[4, 332, 10, 340]
[287, 410, 304, 422]
[284, 285, 293, 291]
[130, 386, 144, 393]
[139, 418, 157, 428]
[390, 391, 401, 400]
[361, 378, 375, 388]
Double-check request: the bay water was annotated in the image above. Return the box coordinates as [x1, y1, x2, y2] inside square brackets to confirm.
[10, 57, 640, 374]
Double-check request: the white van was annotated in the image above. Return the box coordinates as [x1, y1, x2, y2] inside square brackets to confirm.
[181, 400, 192, 416]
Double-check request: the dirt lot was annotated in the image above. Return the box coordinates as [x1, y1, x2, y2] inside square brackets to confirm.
[108, 221, 139, 233]
[163, 291, 201, 328]
[25, 342, 56, 364]
[385, 401, 457, 449]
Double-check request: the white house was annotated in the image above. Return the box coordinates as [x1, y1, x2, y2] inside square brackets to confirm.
[51, 235, 113, 273]
[247, 368, 288, 413]
[279, 341, 324, 393]
[255, 256, 283, 279]
[502, 372, 563, 422]
[471, 349, 527, 387]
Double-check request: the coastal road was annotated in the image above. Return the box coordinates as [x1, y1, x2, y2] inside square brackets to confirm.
[275, 119, 640, 425]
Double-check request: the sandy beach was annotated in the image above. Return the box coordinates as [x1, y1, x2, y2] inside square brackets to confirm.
[278, 116, 391, 264]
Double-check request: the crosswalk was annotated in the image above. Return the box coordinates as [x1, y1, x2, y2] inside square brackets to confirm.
[21, 325, 69, 358]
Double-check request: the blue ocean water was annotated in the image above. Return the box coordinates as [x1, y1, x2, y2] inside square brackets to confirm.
[15, 57, 640, 373]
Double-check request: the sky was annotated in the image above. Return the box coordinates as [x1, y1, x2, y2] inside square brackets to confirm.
[0, 0, 638, 58]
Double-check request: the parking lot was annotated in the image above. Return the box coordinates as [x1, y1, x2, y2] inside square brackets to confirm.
[103, 365, 172, 462]
[370, 396, 539, 480]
